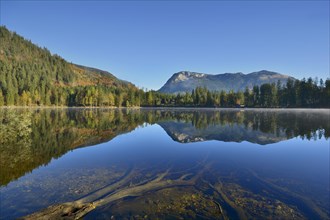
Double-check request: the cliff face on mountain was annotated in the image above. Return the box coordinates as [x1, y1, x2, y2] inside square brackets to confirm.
[159, 70, 295, 94]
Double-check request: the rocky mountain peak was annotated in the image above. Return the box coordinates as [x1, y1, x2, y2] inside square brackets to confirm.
[159, 70, 295, 94]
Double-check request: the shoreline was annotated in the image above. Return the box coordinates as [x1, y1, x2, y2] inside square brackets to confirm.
[0, 106, 329, 111]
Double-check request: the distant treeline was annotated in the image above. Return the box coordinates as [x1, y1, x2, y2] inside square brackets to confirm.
[144, 78, 330, 108]
[1, 76, 329, 108]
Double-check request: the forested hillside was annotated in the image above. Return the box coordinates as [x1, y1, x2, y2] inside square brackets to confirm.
[0, 26, 141, 107]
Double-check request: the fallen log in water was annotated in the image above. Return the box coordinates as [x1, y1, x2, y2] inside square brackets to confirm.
[18, 202, 96, 220]
[20, 165, 206, 220]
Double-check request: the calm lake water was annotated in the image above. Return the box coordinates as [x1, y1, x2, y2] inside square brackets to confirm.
[0, 108, 329, 219]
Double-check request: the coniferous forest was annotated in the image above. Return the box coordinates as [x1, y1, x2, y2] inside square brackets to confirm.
[0, 26, 329, 108]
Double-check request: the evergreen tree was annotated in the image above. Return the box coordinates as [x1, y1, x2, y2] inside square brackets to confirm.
[0, 90, 4, 106]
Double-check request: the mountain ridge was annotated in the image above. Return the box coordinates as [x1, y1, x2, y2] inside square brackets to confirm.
[159, 70, 296, 94]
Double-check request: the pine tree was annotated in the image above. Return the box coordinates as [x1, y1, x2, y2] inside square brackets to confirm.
[0, 90, 4, 106]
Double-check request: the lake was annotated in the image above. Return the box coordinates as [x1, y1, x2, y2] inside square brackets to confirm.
[0, 108, 329, 219]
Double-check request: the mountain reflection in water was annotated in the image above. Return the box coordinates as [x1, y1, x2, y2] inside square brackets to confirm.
[0, 108, 329, 219]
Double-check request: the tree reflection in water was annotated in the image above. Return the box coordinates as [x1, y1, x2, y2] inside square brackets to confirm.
[0, 108, 329, 219]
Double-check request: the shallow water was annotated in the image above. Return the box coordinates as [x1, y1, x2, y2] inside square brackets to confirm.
[0, 108, 329, 219]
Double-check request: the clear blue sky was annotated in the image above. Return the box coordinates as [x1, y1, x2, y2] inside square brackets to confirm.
[1, 1, 329, 90]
